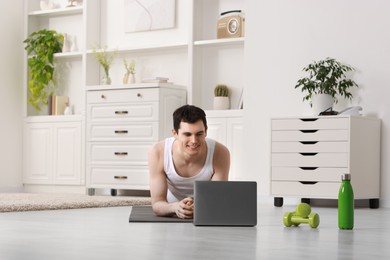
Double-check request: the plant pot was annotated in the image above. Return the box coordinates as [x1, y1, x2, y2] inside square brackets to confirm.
[213, 97, 230, 110]
[311, 94, 334, 115]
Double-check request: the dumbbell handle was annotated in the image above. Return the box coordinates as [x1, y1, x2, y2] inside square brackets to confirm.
[291, 215, 310, 224]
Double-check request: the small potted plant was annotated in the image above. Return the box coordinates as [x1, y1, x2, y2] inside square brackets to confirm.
[213, 84, 230, 110]
[93, 45, 117, 85]
[123, 58, 136, 84]
[24, 29, 64, 111]
[295, 57, 359, 115]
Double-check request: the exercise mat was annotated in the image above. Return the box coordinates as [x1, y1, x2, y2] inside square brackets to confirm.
[129, 206, 193, 223]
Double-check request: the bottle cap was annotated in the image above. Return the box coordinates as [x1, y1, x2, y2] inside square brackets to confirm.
[342, 173, 351, 181]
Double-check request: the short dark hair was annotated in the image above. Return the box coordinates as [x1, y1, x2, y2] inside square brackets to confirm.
[173, 105, 207, 133]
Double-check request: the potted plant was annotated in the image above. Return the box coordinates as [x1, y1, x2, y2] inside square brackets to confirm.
[295, 57, 359, 115]
[123, 58, 136, 84]
[92, 45, 117, 85]
[24, 29, 64, 110]
[213, 84, 230, 110]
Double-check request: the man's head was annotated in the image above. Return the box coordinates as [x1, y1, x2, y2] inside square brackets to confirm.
[173, 105, 208, 134]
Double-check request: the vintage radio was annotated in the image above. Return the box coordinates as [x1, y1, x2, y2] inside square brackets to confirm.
[217, 10, 245, 39]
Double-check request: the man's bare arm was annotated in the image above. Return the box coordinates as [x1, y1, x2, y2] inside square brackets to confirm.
[148, 142, 193, 218]
[211, 142, 230, 181]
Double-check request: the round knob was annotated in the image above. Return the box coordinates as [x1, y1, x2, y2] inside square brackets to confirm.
[101, 94, 106, 99]
[137, 93, 142, 97]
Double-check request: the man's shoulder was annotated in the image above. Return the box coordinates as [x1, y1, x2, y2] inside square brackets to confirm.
[213, 140, 230, 155]
[152, 140, 166, 150]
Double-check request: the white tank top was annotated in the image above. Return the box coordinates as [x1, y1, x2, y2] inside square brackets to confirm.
[164, 137, 216, 203]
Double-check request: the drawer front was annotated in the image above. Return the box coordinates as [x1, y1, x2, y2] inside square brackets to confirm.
[89, 167, 149, 188]
[272, 141, 348, 153]
[88, 102, 158, 122]
[89, 122, 159, 141]
[272, 153, 348, 167]
[272, 129, 349, 141]
[89, 143, 151, 165]
[87, 88, 159, 104]
[272, 167, 347, 182]
[271, 181, 340, 198]
[272, 117, 349, 130]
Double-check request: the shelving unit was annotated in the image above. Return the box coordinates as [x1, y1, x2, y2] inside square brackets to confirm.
[23, 0, 246, 192]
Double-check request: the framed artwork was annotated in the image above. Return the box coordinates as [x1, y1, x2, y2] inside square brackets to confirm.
[124, 0, 176, 33]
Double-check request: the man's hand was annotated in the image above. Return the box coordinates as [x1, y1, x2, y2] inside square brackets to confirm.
[175, 197, 194, 219]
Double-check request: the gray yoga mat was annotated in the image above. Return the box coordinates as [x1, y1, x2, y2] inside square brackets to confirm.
[129, 206, 193, 223]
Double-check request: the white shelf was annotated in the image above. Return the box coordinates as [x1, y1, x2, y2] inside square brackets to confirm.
[86, 42, 188, 55]
[194, 37, 245, 47]
[54, 52, 83, 59]
[28, 6, 83, 17]
[24, 114, 83, 123]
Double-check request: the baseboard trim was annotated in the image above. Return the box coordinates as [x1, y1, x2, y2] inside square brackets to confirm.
[258, 195, 390, 209]
[0, 186, 24, 193]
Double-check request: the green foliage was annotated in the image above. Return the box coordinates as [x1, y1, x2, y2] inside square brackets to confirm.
[295, 57, 359, 105]
[24, 29, 63, 110]
[214, 84, 230, 97]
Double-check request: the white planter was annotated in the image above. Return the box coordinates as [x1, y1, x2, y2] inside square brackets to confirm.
[311, 94, 334, 115]
[213, 97, 230, 110]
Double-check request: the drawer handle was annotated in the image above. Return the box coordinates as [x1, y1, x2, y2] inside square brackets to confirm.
[300, 167, 318, 170]
[137, 93, 142, 97]
[299, 153, 318, 156]
[114, 152, 128, 156]
[299, 181, 318, 185]
[300, 141, 318, 145]
[300, 130, 318, 133]
[115, 111, 129, 115]
[101, 94, 106, 99]
[300, 118, 318, 122]
[114, 176, 128, 180]
[115, 130, 128, 134]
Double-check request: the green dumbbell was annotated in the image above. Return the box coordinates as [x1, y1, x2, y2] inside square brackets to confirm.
[283, 203, 320, 228]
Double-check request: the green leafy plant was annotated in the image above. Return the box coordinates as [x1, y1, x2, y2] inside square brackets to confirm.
[93, 45, 117, 84]
[295, 57, 359, 106]
[24, 29, 64, 110]
[214, 84, 230, 97]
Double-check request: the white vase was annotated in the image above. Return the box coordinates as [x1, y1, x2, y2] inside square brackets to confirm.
[213, 97, 230, 110]
[40, 0, 54, 10]
[62, 33, 70, 53]
[311, 94, 334, 115]
[129, 74, 136, 84]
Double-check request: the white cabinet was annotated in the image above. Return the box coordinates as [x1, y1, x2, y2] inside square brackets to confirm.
[23, 116, 83, 185]
[86, 84, 186, 194]
[206, 110, 244, 181]
[271, 116, 381, 208]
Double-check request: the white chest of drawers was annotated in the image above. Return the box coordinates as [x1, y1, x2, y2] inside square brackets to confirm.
[271, 116, 381, 208]
[86, 84, 186, 195]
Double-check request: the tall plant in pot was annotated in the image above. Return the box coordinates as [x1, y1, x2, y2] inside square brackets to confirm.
[24, 29, 64, 110]
[294, 57, 359, 115]
[213, 84, 230, 110]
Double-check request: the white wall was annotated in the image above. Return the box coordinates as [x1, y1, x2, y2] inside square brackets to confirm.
[244, 0, 390, 207]
[0, 0, 24, 191]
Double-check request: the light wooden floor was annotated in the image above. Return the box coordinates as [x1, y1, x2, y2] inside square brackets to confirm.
[0, 204, 389, 259]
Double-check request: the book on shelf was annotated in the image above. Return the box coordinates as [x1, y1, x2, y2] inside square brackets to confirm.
[141, 77, 169, 83]
[51, 95, 69, 115]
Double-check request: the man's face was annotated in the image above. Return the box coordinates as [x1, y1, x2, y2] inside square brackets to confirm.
[173, 120, 207, 155]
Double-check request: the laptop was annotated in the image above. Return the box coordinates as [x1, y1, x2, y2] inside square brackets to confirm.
[193, 181, 257, 226]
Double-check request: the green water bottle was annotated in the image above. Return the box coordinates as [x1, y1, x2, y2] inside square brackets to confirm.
[338, 173, 354, 230]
